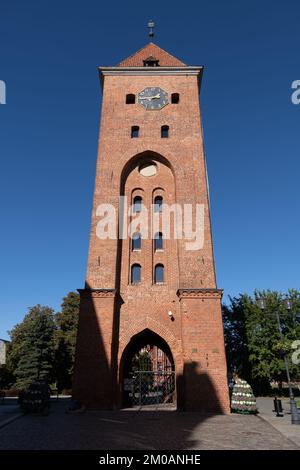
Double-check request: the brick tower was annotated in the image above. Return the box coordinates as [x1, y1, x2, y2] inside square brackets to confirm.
[73, 41, 230, 412]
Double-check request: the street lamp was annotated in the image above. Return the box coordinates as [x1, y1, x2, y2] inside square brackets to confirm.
[256, 297, 300, 425]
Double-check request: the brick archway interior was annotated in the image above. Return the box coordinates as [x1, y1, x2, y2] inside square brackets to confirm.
[119, 328, 176, 407]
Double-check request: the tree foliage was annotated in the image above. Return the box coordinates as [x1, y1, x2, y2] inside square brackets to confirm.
[223, 290, 300, 394]
[0, 365, 15, 390]
[54, 292, 80, 391]
[4, 292, 79, 391]
[9, 305, 56, 389]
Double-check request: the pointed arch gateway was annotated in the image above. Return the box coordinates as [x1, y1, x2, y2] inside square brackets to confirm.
[120, 329, 176, 408]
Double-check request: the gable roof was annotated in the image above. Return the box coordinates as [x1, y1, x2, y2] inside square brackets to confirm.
[118, 42, 186, 67]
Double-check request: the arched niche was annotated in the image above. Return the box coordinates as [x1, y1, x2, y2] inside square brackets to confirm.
[119, 328, 176, 408]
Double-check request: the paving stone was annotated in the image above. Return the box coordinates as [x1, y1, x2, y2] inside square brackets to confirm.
[0, 400, 297, 450]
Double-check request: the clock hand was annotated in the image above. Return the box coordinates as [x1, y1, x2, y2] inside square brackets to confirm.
[140, 93, 161, 101]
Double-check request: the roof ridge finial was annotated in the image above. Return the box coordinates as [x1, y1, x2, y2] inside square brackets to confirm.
[147, 19, 155, 40]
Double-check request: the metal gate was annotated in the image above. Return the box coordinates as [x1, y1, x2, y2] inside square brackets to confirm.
[128, 370, 175, 407]
[123, 345, 176, 408]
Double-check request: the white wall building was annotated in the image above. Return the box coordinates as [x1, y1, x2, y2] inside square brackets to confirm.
[0, 339, 9, 365]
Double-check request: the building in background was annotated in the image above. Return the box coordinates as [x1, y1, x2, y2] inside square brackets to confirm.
[0, 339, 9, 365]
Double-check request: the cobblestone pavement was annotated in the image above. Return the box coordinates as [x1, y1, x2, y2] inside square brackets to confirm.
[0, 399, 298, 450]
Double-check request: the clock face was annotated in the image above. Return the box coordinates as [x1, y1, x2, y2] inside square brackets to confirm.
[138, 87, 168, 110]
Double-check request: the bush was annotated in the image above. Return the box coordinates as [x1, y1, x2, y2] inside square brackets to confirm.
[1, 388, 22, 397]
[60, 388, 72, 396]
[0, 365, 15, 389]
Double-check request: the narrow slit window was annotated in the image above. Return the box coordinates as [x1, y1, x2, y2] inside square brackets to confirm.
[154, 195, 163, 212]
[131, 264, 141, 284]
[133, 196, 142, 213]
[131, 126, 139, 138]
[161, 125, 169, 138]
[132, 233, 141, 251]
[154, 232, 163, 251]
[154, 264, 164, 283]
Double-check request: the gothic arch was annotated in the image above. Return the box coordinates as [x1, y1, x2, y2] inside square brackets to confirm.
[119, 316, 179, 360]
[119, 150, 175, 196]
[120, 328, 174, 367]
[116, 150, 179, 293]
[119, 326, 179, 408]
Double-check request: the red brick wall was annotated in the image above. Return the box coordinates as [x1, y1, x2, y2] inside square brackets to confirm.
[72, 291, 115, 408]
[73, 54, 230, 413]
[86, 74, 217, 289]
[118, 42, 186, 67]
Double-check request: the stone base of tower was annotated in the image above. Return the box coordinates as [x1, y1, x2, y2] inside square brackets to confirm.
[72, 288, 118, 409]
[177, 288, 230, 414]
[73, 287, 230, 414]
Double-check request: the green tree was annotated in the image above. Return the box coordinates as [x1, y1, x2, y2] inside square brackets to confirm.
[223, 290, 300, 394]
[223, 294, 251, 380]
[0, 365, 15, 390]
[54, 292, 79, 392]
[9, 305, 56, 389]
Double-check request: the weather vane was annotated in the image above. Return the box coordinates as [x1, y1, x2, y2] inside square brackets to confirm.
[148, 20, 155, 39]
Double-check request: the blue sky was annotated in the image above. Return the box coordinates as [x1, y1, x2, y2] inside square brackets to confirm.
[0, 0, 299, 339]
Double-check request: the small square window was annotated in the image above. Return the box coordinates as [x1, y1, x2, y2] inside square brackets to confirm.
[126, 94, 135, 104]
[171, 93, 180, 104]
[131, 126, 139, 138]
[161, 125, 169, 138]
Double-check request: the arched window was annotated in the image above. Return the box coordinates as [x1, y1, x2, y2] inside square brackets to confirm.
[154, 264, 164, 283]
[131, 264, 141, 284]
[143, 56, 160, 67]
[154, 232, 163, 251]
[171, 93, 180, 104]
[161, 125, 169, 138]
[154, 195, 163, 212]
[131, 126, 139, 138]
[126, 94, 135, 104]
[133, 196, 142, 213]
[132, 232, 141, 250]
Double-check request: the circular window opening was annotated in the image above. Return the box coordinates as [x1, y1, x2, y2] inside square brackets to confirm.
[139, 162, 157, 177]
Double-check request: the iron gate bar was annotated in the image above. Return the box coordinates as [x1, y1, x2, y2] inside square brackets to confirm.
[128, 370, 175, 408]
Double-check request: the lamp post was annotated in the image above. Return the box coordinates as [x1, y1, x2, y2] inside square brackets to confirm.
[256, 297, 300, 425]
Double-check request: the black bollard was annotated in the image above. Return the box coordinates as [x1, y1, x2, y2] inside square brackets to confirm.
[273, 397, 283, 417]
